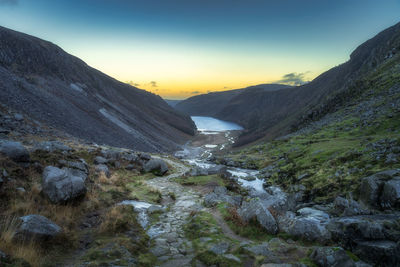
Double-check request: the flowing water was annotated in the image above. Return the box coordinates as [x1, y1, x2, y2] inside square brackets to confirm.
[183, 116, 265, 193]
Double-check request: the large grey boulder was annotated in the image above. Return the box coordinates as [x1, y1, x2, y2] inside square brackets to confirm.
[327, 214, 400, 244]
[354, 240, 400, 266]
[15, 214, 62, 241]
[239, 198, 278, 234]
[278, 209, 331, 243]
[143, 159, 168, 176]
[0, 141, 30, 162]
[310, 247, 357, 267]
[380, 178, 400, 208]
[189, 166, 208, 176]
[359, 170, 400, 208]
[42, 166, 87, 203]
[334, 196, 368, 216]
[204, 186, 242, 207]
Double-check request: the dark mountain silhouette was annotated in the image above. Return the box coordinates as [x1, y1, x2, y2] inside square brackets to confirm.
[175, 84, 291, 117]
[0, 26, 196, 152]
[177, 22, 400, 146]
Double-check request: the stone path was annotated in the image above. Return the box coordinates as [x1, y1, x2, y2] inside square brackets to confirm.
[146, 157, 205, 266]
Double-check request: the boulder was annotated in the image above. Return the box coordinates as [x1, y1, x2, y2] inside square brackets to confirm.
[42, 166, 87, 203]
[143, 159, 168, 176]
[204, 186, 242, 207]
[138, 153, 152, 161]
[64, 167, 88, 182]
[94, 156, 108, 165]
[334, 196, 368, 216]
[209, 242, 230, 255]
[359, 170, 400, 208]
[242, 243, 273, 257]
[380, 178, 400, 208]
[207, 165, 227, 175]
[33, 141, 71, 153]
[0, 141, 30, 162]
[354, 240, 400, 266]
[58, 159, 89, 174]
[121, 153, 139, 162]
[190, 166, 208, 176]
[278, 210, 331, 243]
[327, 214, 400, 245]
[310, 247, 356, 267]
[239, 198, 278, 234]
[95, 164, 110, 177]
[15, 214, 62, 241]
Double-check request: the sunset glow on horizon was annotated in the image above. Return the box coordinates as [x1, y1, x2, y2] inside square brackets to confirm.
[1, 0, 399, 99]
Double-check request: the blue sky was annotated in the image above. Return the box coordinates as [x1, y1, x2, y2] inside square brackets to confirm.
[0, 0, 399, 99]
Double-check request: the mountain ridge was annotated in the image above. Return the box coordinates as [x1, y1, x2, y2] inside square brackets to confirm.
[0, 26, 196, 152]
[176, 22, 400, 146]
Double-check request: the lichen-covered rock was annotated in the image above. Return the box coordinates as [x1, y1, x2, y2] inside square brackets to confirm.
[0, 141, 30, 162]
[15, 214, 62, 241]
[143, 159, 168, 176]
[42, 166, 87, 203]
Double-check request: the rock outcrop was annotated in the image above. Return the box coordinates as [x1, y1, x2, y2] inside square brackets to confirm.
[42, 166, 87, 203]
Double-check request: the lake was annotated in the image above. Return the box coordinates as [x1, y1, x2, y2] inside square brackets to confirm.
[191, 116, 244, 131]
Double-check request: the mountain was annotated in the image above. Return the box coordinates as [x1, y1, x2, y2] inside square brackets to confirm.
[175, 84, 291, 117]
[176, 22, 400, 146]
[164, 99, 182, 107]
[0, 26, 196, 152]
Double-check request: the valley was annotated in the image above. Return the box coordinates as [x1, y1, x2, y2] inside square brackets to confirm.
[0, 15, 399, 267]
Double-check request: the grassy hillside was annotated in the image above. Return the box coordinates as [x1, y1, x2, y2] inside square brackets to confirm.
[224, 52, 400, 202]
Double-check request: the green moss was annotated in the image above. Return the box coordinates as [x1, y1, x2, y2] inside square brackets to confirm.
[299, 257, 318, 267]
[346, 250, 359, 262]
[137, 253, 157, 267]
[196, 251, 241, 267]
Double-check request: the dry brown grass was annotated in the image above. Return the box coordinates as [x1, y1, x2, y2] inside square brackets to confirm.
[0, 216, 44, 267]
[225, 207, 248, 227]
[99, 205, 136, 234]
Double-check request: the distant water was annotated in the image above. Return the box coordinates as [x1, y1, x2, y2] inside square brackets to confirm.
[191, 116, 244, 131]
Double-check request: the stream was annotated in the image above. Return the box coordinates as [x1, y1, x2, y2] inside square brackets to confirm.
[121, 116, 265, 265]
[178, 116, 265, 193]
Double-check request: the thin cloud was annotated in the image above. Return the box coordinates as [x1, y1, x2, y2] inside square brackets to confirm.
[191, 91, 200, 94]
[126, 81, 140, 87]
[149, 81, 157, 87]
[277, 72, 309, 86]
[0, 0, 18, 5]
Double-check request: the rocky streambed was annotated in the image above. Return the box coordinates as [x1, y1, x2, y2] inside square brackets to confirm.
[145, 125, 400, 266]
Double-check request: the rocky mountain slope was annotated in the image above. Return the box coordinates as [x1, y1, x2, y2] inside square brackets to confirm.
[175, 84, 291, 119]
[0, 26, 196, 152]
[177, 22, 400, 146]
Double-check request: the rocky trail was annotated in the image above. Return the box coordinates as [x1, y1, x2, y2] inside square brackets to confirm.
[145, 158, 204, 266]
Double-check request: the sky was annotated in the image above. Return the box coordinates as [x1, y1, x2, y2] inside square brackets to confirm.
[0, 0, 399, 99]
